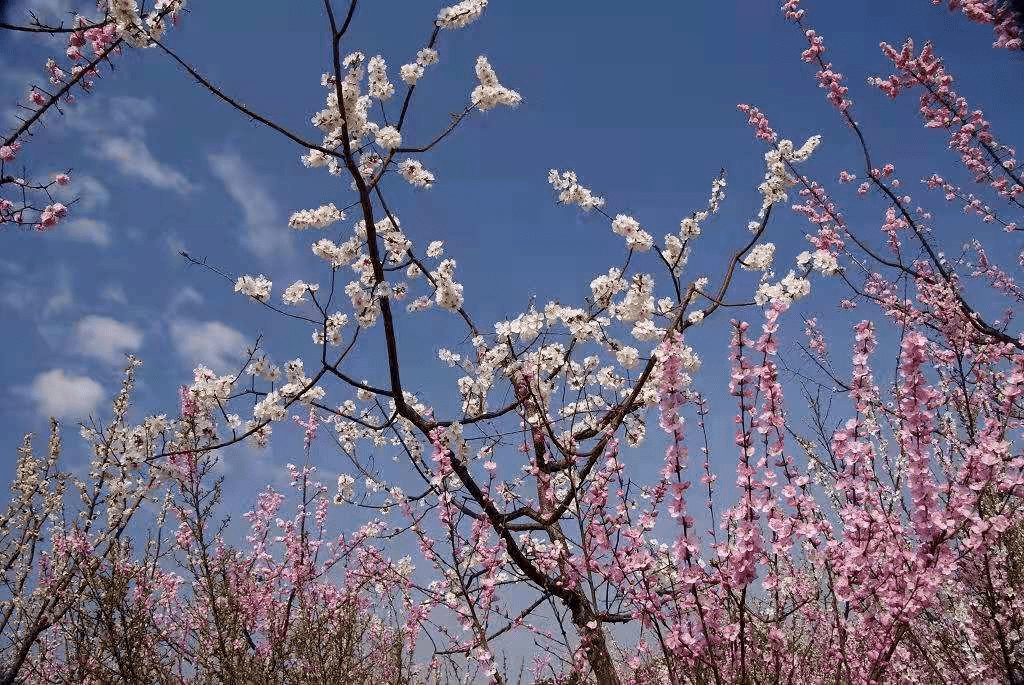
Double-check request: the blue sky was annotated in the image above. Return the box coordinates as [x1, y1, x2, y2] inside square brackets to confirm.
[1, 0, 1022, 522]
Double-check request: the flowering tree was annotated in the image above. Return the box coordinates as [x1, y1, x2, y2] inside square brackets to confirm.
[2, 0, 1024, 683]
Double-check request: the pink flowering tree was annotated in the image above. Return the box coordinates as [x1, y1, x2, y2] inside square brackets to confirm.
[1, 1, 186, 230]
[3, 0, 1024, 683]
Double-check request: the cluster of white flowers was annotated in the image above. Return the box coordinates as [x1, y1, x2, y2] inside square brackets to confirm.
[109, 0, 184, 47]
[471, 56, 521, 111]
[660, 235, 688, 273]
[355, 152, 383, 180]
[312, 312, 350, 346]
[344, 281, 380, 327]
[742, 242, 776, 271]
[312, 236, 361, 268]
[188, 365, 235, 411]
[615, 345, 641, 369]
[367, 56, 394, 100]
[631, 320, 665, 342]
[658, 176, 725, 275]
[757, 135, 821, 218]
[613, 274, 656, 323]
[335, 473, 356, 503]
[247, 356, 281, 381]
[611, 214, 654, 252]
[282, 280, 319, 305]
[398, 159, 436, 188]
[548, 169, 605, 211]
[458, 373, 493, 416]
[755, 271, 812, 306]
[431, 259, 464, 310]
[301, 148, 330, 169]
[234, 274, 272, 302]
[375, 125, 402, 150]
[426, 240, 445, 259]
[678, 175, 727, 239]
[400, 48, 440, 85]
[797, 249, 839, 275]
[306, 55, 377, 169]
[437, 0, 488, 29]
[498, 308, 545, 343]
[252, 359, 325, 428]
[288, 203, 344, 230]
[590, 268, 627, 306]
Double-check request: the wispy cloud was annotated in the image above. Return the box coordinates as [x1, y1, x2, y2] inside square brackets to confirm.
[95, 137, 194, 194]
[28, 369, 105, 419]
[207, 151, 294, 261]
[169, 318, 250, 373]
[59, 217, 112, 246]
[74, 315, 144, 365]
[62, 96, 194, 194]
[0, 262, 73, 318]
[100, 283, 128, 305]
[5, 0, 79, 23]
[167, 286, 204, 314]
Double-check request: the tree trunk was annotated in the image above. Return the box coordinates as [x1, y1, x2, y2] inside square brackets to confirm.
[566, 592, 621, 685]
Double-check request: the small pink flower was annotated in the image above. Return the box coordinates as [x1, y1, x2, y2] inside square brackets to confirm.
[0, 143, 20, 162]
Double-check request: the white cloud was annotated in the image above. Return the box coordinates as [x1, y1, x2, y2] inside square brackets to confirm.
[44, 265, 73, 316]
[57, 95, 193, 194]
[96, 137, 194, 194]
[167, 286, 204, 314]
[169, 319, 249, 372]
[59, 218, 112, 246]
[6, 0, 78, 22]
[207, 151, 294, 261]
[100, 283, 128, 304]
[29, 369, 105, 419]
[74, 315, 144, 365]
[0, 263, 73, 319]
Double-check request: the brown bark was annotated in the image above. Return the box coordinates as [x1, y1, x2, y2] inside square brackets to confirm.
[565, 592, 621, 685]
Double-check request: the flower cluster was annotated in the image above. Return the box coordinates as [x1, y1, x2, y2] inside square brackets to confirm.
[234, 274, 272, 302]
[288, 203, 345, 230]
[548, 169, 606, 210]
[471, 56, 521, 111]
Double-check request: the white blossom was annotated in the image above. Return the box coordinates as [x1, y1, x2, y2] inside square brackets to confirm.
[437, 0, 487, 29]
[426, 240, 445, 258]
[289, 203, 345, 230]
[234, 274, 272, 302]
[302, 149, 329, 168]
[283, 280, 319, 305]
[548, 169, 605, 211]
[367, 56, 394, 100]
[400, 63, 425, 85]
[375, 126, 402, 150]
[616, 346, 640, 369]
[611, 214, 654, 252]
[757, 135, 822, 217]
[432, 259, 464, 310]
[416, 48, 439, 66]
[312, 237, 361, 268]
[811, 249, 839, 275]
[336, 473, 356, 500]
[471, 56, 521, 111]
[398, 159, 436, 188]
[742, 242, 775, 271]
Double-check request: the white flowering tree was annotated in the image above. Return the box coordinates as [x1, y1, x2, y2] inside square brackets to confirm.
[4, 1, 1024, 683]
